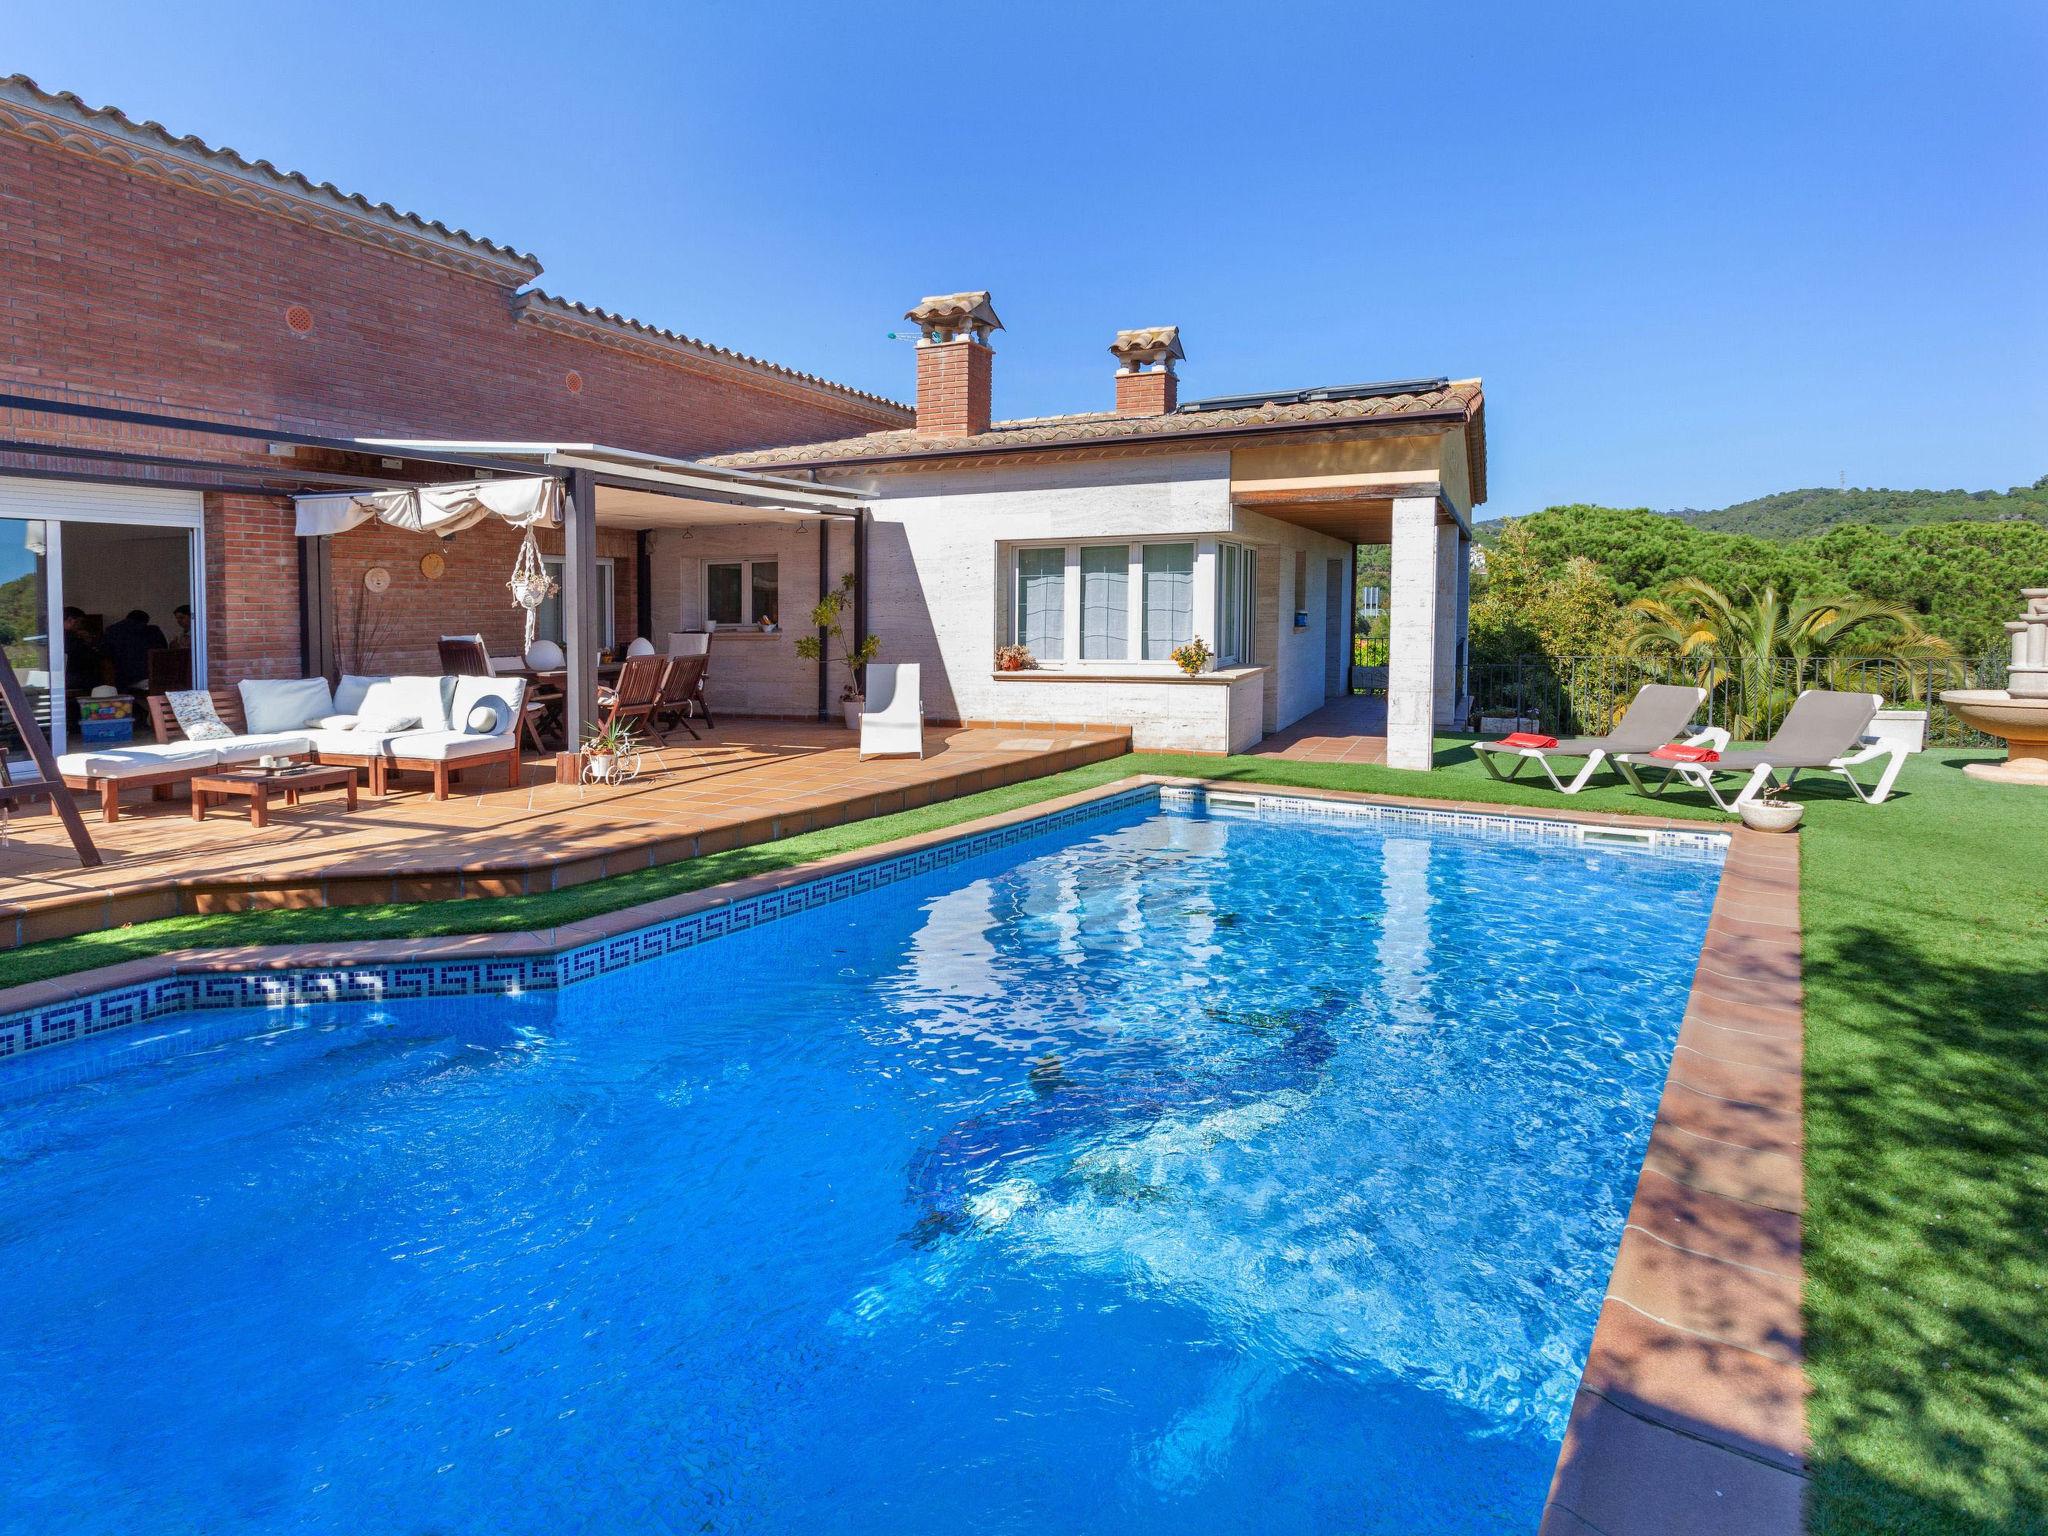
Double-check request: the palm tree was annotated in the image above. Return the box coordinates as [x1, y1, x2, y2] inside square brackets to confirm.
[1624, 578, 1953, 738]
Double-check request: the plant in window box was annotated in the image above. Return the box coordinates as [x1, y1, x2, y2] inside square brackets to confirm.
[794, 572, 882, 728]
[994, 644, 1037, 673]
[1170, 636, 1214, 677]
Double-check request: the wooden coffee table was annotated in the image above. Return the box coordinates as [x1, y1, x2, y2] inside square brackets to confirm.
[190, 762, 358, 828]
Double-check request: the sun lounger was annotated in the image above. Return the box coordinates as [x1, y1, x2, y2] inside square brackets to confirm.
[1472, 683, 1718, 793]
[1615, 688, 1902, 811]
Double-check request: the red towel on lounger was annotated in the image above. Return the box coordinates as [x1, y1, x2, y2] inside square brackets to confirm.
[1498, 732, 1557, 749]
[1649, 743, 1720, 763]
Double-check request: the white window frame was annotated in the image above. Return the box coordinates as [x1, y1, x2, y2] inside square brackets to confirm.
[1215, 540, 1257, 667]
[1004, 538, 1222, 673]
[540, 555, 616, 650]
[701, 556, 780, 629]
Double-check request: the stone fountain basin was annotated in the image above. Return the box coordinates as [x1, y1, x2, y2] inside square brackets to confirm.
[1939, 690, 2048, 785]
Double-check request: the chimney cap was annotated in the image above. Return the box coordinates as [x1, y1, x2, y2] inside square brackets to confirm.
[1110, 325, 1185, 371]
[905, 291, 1003, 341]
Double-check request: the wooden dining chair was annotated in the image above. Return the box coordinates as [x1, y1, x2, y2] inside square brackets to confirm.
[650, 654, 709, 743]
[592, 653, 666, 743]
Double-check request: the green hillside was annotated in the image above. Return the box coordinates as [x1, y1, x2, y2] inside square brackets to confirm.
[1672, 476, 2048, 537]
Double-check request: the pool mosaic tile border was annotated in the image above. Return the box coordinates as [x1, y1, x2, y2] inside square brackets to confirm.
[0, 786, 1158, 1063]
[0, 780, 1729, 1066]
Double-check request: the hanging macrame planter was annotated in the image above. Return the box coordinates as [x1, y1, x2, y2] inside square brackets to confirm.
[506, 528, 559, 651]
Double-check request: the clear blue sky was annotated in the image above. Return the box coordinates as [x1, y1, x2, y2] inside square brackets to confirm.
[12, 1, 2045, 518]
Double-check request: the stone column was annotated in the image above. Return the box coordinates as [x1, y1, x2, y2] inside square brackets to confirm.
[1454, 526, 1472, 716]
[1386, 493, 1442, 770]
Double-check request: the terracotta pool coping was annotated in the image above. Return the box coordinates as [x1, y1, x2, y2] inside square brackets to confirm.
[0, 774, 1806, 1533]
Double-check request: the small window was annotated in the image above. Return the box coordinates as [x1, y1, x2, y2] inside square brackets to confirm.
[1079, 546, 1129, 660]
[1014, 547, 1066, 661]
[705, 559, 779, 627]
[1141, 542, 1194, 660]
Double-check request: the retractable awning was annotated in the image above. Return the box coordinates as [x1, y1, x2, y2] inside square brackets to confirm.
[292, 476, 558, 537]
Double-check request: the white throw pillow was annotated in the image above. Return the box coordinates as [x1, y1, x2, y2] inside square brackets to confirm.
[241, 677, 335, 735]
[355, 713, 420, 735]
[311, 714, 359, 731]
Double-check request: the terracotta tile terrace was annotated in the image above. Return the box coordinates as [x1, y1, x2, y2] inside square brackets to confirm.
[0, 720, 1130, 948]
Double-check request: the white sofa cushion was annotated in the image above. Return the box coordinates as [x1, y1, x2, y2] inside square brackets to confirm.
[240, 677, 334, 734]
[211, 732, 317, 765]
[356, 676, 452, 733]
[450, 675, 525, 736]
[383, 729, 515, 763]
[333, 674, 391, 715]
[59, 743, 220, 779]
[302, 728, 413, 758]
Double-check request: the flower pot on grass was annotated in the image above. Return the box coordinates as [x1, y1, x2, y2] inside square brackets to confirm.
[1738, 799, 1804, 833]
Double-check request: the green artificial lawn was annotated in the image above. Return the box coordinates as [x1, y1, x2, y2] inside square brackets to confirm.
[5, 737, 2044, 1532]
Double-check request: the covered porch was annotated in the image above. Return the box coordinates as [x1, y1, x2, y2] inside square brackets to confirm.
[299, 443, 880, 761]
[1231, 432, 1476, 769]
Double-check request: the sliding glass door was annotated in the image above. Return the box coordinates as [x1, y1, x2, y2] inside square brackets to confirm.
[0, 517, 51, 768]
[0, 480, 205, 759]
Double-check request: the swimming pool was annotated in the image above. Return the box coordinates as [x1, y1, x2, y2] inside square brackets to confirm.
[0, 789, 1723, 1534]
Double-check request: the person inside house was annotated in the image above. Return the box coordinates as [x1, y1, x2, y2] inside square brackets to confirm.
[61, 606, 105, 689]
[170, 603, 193, 649]
[101, 608, 168, 690]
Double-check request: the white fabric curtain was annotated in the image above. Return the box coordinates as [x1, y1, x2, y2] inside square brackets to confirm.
[292, 476, 559, 538]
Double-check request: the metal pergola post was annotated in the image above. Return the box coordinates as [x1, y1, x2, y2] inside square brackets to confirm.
[561, 468, 601, 761]
[852, 508, 870, 692]
[815, 518, 830, 720]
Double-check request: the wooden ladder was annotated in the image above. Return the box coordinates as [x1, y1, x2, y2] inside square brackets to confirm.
[0, 653, 101, 868]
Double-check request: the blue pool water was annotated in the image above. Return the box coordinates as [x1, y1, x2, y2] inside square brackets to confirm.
[0, 796, 1721, 1535]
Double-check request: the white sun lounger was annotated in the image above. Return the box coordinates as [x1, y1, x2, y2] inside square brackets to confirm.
[1472, 683, 1720, 794]
[1615, 688, 1904, 812]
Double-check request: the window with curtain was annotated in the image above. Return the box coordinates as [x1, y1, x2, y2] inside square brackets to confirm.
[1141, 542, 1194, 660]
[538, 557, 616, 649]
[1079, 546, 1129, 660]
[1014, 546, 1066, 660]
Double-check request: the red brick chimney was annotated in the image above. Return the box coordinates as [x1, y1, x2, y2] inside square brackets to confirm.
[1110, 326, 1184, 415]
[905, 291, 1002, 436]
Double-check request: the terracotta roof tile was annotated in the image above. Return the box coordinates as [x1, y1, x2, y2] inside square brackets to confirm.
[705, 379, 1486, 485]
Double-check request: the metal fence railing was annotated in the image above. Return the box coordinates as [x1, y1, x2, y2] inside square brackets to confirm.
[1466, 653, 2010, 747]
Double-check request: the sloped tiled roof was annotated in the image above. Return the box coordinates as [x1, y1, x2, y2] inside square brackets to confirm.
[706, 379, 1487, 503]
[0, 73, 540, 284]
[514, 292, 911, 415]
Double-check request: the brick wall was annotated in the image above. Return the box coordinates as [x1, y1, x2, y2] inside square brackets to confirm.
[0, 121, 906, 685]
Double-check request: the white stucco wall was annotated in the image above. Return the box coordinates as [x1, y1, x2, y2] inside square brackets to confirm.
[846, 454, 1350, 752]
[646, 521, 854, 718]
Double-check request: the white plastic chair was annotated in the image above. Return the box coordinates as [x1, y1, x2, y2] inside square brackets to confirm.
[667, 632, 710, 658]
[859, 663, 924, 760]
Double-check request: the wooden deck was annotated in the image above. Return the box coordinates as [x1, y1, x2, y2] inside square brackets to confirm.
[0, 720, 1129, 949]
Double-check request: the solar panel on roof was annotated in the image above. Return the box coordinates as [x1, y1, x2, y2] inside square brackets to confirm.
[1176, 378, 1450, 413]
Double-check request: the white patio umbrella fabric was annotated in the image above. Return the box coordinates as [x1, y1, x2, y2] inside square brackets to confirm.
[292, 476, 559, 537]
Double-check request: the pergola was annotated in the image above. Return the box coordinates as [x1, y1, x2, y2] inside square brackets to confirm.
[297, 442, 872, 761]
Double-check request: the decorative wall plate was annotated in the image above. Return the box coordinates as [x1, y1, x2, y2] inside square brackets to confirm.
[419, 550, 446, 580]
[363, 566, 391, 594]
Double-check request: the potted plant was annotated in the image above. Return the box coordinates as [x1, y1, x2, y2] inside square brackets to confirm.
[1737, 786, 1804, 833]
[995, 644, 1037, 672]
[582, 718, 640, 784]
[794, 572, 882, 728]
[1170, 636, 1213, 677]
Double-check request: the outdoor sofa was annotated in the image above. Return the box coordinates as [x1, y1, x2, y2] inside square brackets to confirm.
[56, 673, 526, 821]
